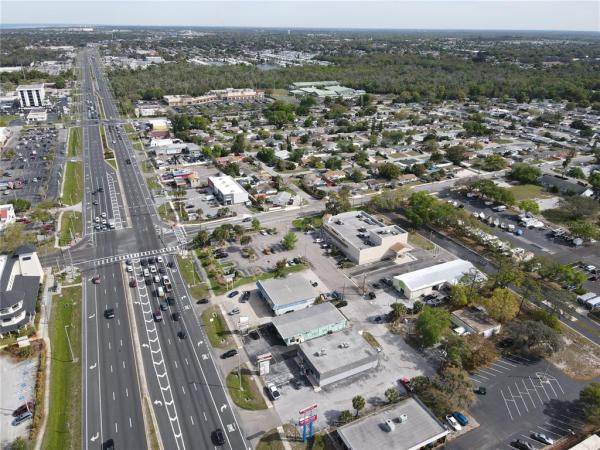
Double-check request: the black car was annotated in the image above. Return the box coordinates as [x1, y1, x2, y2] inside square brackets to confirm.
[103, 439, 115, 450]
[197, 298, 209, 304]
[221, 349, 238, 359]
[172, 312, 181, 321]
[511, 440, 535, 450]
[178, 330, 187, 339]
[335, 300, 348, 308]
[140, 259, 148, 267]
[148, 256, 156, 264]
[475, 386, 487, 395]
[240, 291, 250, 302]
[167, 261, 174, 268]
[98, 187, 104, 192]
[212, 428, 225, 446]
[166, 296, 175, 305]
[160, 302, 168, 311]
[158, 267, 166, 274]
[227, 290, 240, 298]
[290, 378, 302, 390]
[249, 330, 260, 340]
[104, 309, 115, 319]
[367, 291, 376, 299]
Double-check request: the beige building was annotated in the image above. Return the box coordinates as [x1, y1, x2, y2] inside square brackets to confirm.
[322, 211, 409, 265]
[164, 88, 264, 107]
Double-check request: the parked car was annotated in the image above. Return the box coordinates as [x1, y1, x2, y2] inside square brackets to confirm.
[12, 402, 34, 417]
[221, 349, 238, 359]
[446, 415, 462, 432]
[267, 383, 281, 400]
[197, 298, 209, 304]
[399, 377, 413, 393]
[228, 308, 240, 316]
[12, 411, 32, 426]
[531, 433, 553, 445]
[227, 290, 240, 298]
[367, 291, 376, 299]
[511, 440, 536, 450]
[172, 312, 181, 321]
[452, 411, 469, 427]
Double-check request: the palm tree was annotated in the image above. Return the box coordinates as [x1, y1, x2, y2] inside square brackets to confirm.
[352, 395, 365, 417]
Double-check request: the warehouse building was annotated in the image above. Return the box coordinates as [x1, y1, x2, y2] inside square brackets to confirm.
[336, 397, 449, 450]
[393, 259, 481, 300]
[207, 174, 249, 205]
[272, 302, 347, 346]
[297, 329, 378, 388]
[256, 270, 324, 316]
[16, 83, 45, 108]
[322, 211, 410, 265]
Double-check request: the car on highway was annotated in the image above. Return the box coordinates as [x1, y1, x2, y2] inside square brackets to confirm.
[129, 279, 137, 288]
[95, 216, 100, 223]
[140, 259, 148, 267]
[531, 433, 553, 445]
[104, 309, 115, 319]
[159, 302, 168, 311]
[178, 330, 187, 339]
[445, 415, 462, 431]
[92, 275, 101, 284]
[267, 383, 281, 400]
[12, 402, 34, 417]
[157, 256, 163, 264]
[126, 265, 133, 273]
[212, 428, 225, 446]
[221, 349, 238, 359]
[102, 439, 115, 450]
[101, 212, 107, 218]
[172, 312, 181, 321]
[12, 411, 32, 426]
[227, 290, 240, 298]
[153, 310, 163, 322]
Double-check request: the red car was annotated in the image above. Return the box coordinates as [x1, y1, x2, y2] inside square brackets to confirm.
[399, 377, 413, 393]
[92, 275, 101, 284]
[13, 401, 34, 417]
[129, 278, 137, 288]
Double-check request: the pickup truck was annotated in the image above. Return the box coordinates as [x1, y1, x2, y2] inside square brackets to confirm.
[162, 276, 172, 292]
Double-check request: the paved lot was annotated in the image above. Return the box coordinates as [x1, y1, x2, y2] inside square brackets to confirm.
[449, 355, 594, 450]
[0, 355, 38, 447]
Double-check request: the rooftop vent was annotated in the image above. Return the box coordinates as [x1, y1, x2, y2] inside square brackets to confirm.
[384, 419, 395, 432]
[338, 342, 350, 349]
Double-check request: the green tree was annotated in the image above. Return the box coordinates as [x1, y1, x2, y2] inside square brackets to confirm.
[281, 231, 298, 250]
[415, 306, 451, 347]
[449, 283, 472, 307]
[519, 199, 540, 214]
[567, 167, 586, 179]
[222, 163, 240, 177]
[192, 229, 210, 248]
[30, 207, 51, 224]
[325, 188, 352, 215]
[479, 288, 520, 322]
[384, 388, 401, 404]
[352, 395, 365, 417]
[580, 383, 600, 425]
[445, 145, 468, 165]
[251, 218, 261, 231]
[480, 154, 508, 171]
[325, 156, 342, 170]
[8, 198, 31, 213]
[273, 259, 287, 278]
[256, 147, 276, 164]
[338, 410, 354, 425]
[503, 320, 562, 357]
[240, 235, 252, 245]
[508, 163, 541, 184]
[389, 302, 407, 322]
[529, 309, 561, 331]
[378, 162, 402, 180]
[9, 437, 29, 450]
[0, 223, 32, 253]
[589, 172, 600, 190]
[348, 169, 365, 183]
[568, 221, 600, 240]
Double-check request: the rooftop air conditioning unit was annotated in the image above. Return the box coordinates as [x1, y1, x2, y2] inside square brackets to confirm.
[398, 414, 408, 423]
[384, 419, 395, 432]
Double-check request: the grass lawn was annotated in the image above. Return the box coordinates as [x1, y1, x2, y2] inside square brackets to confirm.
[59, 212, 83, 246]
[268, 88, 298, 103]
[176, 255, 209, 299]
[158, 203, 175, 222]
[201, 306, 233, 348]
[509, 184, 551, 201]
[124, 123, 135, 133]
[226, 369, 267, 410]
[67, 127, 82, 157]
[62, 161, 83, 205]
[141, 160, 154, 173]
[408, 232, 434, 251]
[257, 424, 332, 450]
[147, 176, 161, 191]
[132, 141, 143, 152]
[42, 286, 82, 450]
[105, 159, 117, 171]
[0, 114, 18, 127]
[292, 215, 323, 231]
[362, 331, 381, 350]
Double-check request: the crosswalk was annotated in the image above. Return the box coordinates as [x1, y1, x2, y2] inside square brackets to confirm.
[89, 246, 180, 267]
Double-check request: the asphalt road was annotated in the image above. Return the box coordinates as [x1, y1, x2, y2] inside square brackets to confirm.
[80, 49, 249, 450]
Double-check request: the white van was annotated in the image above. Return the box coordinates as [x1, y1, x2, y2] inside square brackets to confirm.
[156, 286, 165, 298]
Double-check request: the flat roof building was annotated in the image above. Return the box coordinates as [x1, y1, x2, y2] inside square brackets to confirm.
[26, 108, 47, 123]
[289, 81, 365, 99]
[207, 174, 249, 205]
[16, 83, 45, 108]
[272, 302, 347, 346]
[256, 270, 324, 316]
[164, 89, 264, 107]
[393, 259, 480, 300]
[336, 397, 449, 450]
[297, 329, 378, 388]
[322, 211, 409, 265]
[451, 306, 502, 338]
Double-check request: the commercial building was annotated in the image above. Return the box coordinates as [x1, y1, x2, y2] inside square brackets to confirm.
[393, 259, 480, 300]
[0, 245, 44, 335]
[16, 83, 45, 108]
[272, 302, 347, 346]
[207, 174, 249, 205]
[26, 108, 48, 123]
[297, 328, 379, 388]
[451, 306, 502, 338]
[335, 397, 449, 450]
[289, 81, 366, 99]
[322, 211, 410, 265]
[0, 204, 16, 230]
[163, 88, 264, 107]
[256, 270, 324, 316]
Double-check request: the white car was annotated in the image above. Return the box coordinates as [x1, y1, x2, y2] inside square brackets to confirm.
[95, 217, 100, 223]
[101, 212, 107, 218]
[126, 265, 133, 273]
[149, 265, 157, 274]
[314, 238, 324, 243]
[446, 415, 462, 432]
[157, 256, 163, 264]
[267, 383, 280, 400]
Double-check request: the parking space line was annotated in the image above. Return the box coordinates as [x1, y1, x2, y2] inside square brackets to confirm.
[553, 413, 585, 425]
[500, 388, 518, 419]
[482, 366, 504, 374]
[469, 376, 482, 384]
[490, 361, 514, 370]
[547, 416, 578, 428]
[544, 421, 573, 434]
[502, 356, 524, 364]
[519, 379, 537, 409]
[479, 368, 497, 377]
[537, 425, 564, 437]
[509, 383, 529, 413]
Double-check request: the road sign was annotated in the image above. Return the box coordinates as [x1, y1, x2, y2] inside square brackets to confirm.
[298, 414, 317, 426]
[299, 403, 318, 415]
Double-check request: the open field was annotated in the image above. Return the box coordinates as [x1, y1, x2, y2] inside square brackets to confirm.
[509, 184, 552, 201]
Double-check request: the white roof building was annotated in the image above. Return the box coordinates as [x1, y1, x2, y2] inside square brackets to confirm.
[207, 174, 249, 205]
[393, 259, 482, 300]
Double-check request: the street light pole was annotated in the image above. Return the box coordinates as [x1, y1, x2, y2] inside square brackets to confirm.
[64, 324, 77, 363]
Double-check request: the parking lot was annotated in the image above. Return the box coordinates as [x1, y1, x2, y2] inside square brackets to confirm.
[1, 126, 62, 204]
[450, 355, 591, 450]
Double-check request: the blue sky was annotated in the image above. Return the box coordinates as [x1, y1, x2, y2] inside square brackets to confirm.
[1, 1, 599, 32]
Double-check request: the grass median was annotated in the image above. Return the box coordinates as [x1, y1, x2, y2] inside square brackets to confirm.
[67, 127, 82, 157]
[62, 161, 83, 205]
[157, 202, 175, 222]
[59, 212, 83, 246]
[201, 306, 233, 348]
[176, 255, 209, 299]
[226, 368, 267, 411]
[42, 286, 82, 450]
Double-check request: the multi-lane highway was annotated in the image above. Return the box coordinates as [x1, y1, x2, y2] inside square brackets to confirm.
[74, 49, 248, 450]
